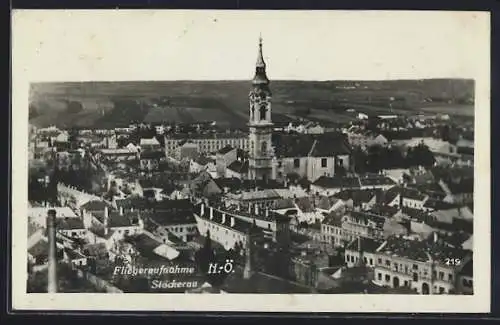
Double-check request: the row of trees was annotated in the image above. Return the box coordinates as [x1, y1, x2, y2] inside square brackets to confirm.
[352, 143, 436, 174]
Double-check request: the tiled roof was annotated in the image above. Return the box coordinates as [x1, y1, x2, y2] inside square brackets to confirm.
[309, 134, 351, 157]
[166, 132, 247, 140]
[346, 237, 384, 253]
[322, 213, 343, 227]
[379, 235, 471, 265]
[401, 187, 427, 201]
[93, 210, 141, 228]
[197, 204, 265, 234]
[218, 145, 234, 155]
[272, 132, 350, 159]
[423, 199, 460, 210]
[194, 155, 214, 166]
[273, 198, 296, 210]
[81, 200, 111, 211]
[317, 195, 342, 211]
[57, 217, 85, 230]
[294, 197, 315, 213]
[383, 186, 401, 205]
[334, 189, 380, 205]
[140, 151, 165, 160]
[124, 233, 163, 258]
[367, 205, 399, 218]
[349, 211, 386, 229]
[227, 160, 249, 174]
[312, 176, 361, 189]
[144, 208, 195, 226]
[359, 176, 396, 187]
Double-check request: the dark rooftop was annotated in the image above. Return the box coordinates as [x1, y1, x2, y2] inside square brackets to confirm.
[227, 160, 249, 174]
[379, 235, 471, 265]
[312, 176, 361, 189]
[346, 237, 384, 253]
[81, 200, 112, 211]
[197, 203, 263, 235]
[217, 145, 235, 155]
[57, 217, 85, 230]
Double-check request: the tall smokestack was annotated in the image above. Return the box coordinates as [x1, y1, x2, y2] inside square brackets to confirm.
[47, 209, 58, 293]
[104, 206, 109, 235]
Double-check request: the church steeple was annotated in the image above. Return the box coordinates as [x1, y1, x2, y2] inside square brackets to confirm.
[256, 35, 266, 68]
[252, 35, 270, 86]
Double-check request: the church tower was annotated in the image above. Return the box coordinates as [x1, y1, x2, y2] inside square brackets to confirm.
[248, 36, 274, 182]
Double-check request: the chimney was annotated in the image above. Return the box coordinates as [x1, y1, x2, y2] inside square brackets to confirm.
[119, 206, 124, 216]
[231, 217, 235, 227]
[210, 207, 214, 220]
[222, 213, 226, 224]
[104, 206, 109, 235]
[47, 209, 58, 293]
[243, 231, 253, 279]
[201, 203, 205, 216]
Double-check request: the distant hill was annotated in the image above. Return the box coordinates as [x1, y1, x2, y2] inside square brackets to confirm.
[28, 79, 475, 129]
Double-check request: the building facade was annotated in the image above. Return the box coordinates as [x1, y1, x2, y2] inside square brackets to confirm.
[248, 37, 275, 182]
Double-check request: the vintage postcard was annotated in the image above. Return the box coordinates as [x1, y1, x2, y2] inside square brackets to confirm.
[11, 10, 490, 313]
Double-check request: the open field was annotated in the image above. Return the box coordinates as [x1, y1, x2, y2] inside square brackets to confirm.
[28, 79, 474, 128]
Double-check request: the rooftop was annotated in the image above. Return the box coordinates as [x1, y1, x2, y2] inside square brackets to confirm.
[227, 160, 249, 174]
[197, 203, 265, 234]
[378, 235, 471, 265]
[166, 132, 247, 140]
[346, 237, 384, 253]
[334, 188, 380, 205]
[312, 176, 361, 190]
[217, 145, 235, 155]
[81, 200, 112, 211]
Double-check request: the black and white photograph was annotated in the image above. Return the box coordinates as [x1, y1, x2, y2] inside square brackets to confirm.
[11, 10, 490, 312]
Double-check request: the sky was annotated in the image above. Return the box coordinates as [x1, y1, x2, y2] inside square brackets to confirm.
[12, 10, 490, 81]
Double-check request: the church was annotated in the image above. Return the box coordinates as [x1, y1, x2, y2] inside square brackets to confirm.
[247, 37, 352, 183]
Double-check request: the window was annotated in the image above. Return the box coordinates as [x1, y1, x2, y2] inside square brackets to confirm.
[378, 273, 382, 281]
[448, 274, 453, 282]
[404, 280, 408, 287]
[321, 158, 327, 168]
[385, 274, 390, 282]
[294, 159, 300, 168]
[412, 264, 418, 270]
[261, 141, 267, 155]
[378, 258, 382, 264]
[432, 270, 437, 279]
[364, 257, 367, 264]
[394, 263, 398, 272]
[413, 273, 419, 282]
[370, 258, 373, 266]
[385, 260, 390, 266]
[439, 272, 444, 280]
